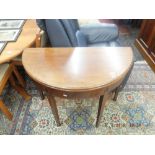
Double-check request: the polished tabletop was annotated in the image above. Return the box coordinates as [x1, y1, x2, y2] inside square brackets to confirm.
[0, 19, 39, 64]
[22, 47, 133, 91]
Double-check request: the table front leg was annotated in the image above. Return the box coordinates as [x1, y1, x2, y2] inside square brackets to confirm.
[47, 91, 61, 127]
[96, 92, 109, 127]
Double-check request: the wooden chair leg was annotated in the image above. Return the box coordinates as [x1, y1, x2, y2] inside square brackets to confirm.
[9, 75, 31, 101]
[47, 90, 61, 127]
[0, 99, 13, 121]
[96, 92, 109, 127]
[12, 65, 26, 88]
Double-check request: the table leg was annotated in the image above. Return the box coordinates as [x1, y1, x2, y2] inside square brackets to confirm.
[47, 92, 61, 127]
[96, 92, 109, 127]
[113, 87, 120, 101]
[32, 80, 45, 100]
[38, 89, 45, 100]
[36, 84, 45, 100]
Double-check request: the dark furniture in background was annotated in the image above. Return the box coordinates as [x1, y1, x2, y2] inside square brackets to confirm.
[135, 19, 155, 72]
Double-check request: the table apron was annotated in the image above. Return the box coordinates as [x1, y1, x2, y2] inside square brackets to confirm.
[35, 77, 124, 99]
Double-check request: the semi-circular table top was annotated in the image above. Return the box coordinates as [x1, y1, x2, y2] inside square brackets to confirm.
[22, 47, 133, 92]
[0, 19, 39, 64]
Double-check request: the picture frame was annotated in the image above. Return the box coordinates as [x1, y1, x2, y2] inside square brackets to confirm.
[0, 42, 7, 54]
[0, 19, 25, 29]
[0, 29, 22, 42]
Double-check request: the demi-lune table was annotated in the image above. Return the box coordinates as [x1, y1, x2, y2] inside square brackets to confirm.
[22, 47, 133, 127]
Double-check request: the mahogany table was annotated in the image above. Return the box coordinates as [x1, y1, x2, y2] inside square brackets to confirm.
[22, 47, 133, 127]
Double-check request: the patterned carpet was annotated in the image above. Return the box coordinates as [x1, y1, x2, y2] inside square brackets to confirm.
[0, 61, 155, 135]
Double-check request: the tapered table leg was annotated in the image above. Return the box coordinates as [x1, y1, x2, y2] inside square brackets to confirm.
[38, 89, 45, 100]
[30, 80, 45, 100]
[47, 91, 61, 127]
[96, 92, 109, 127]
[113, 87, 120, 101]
